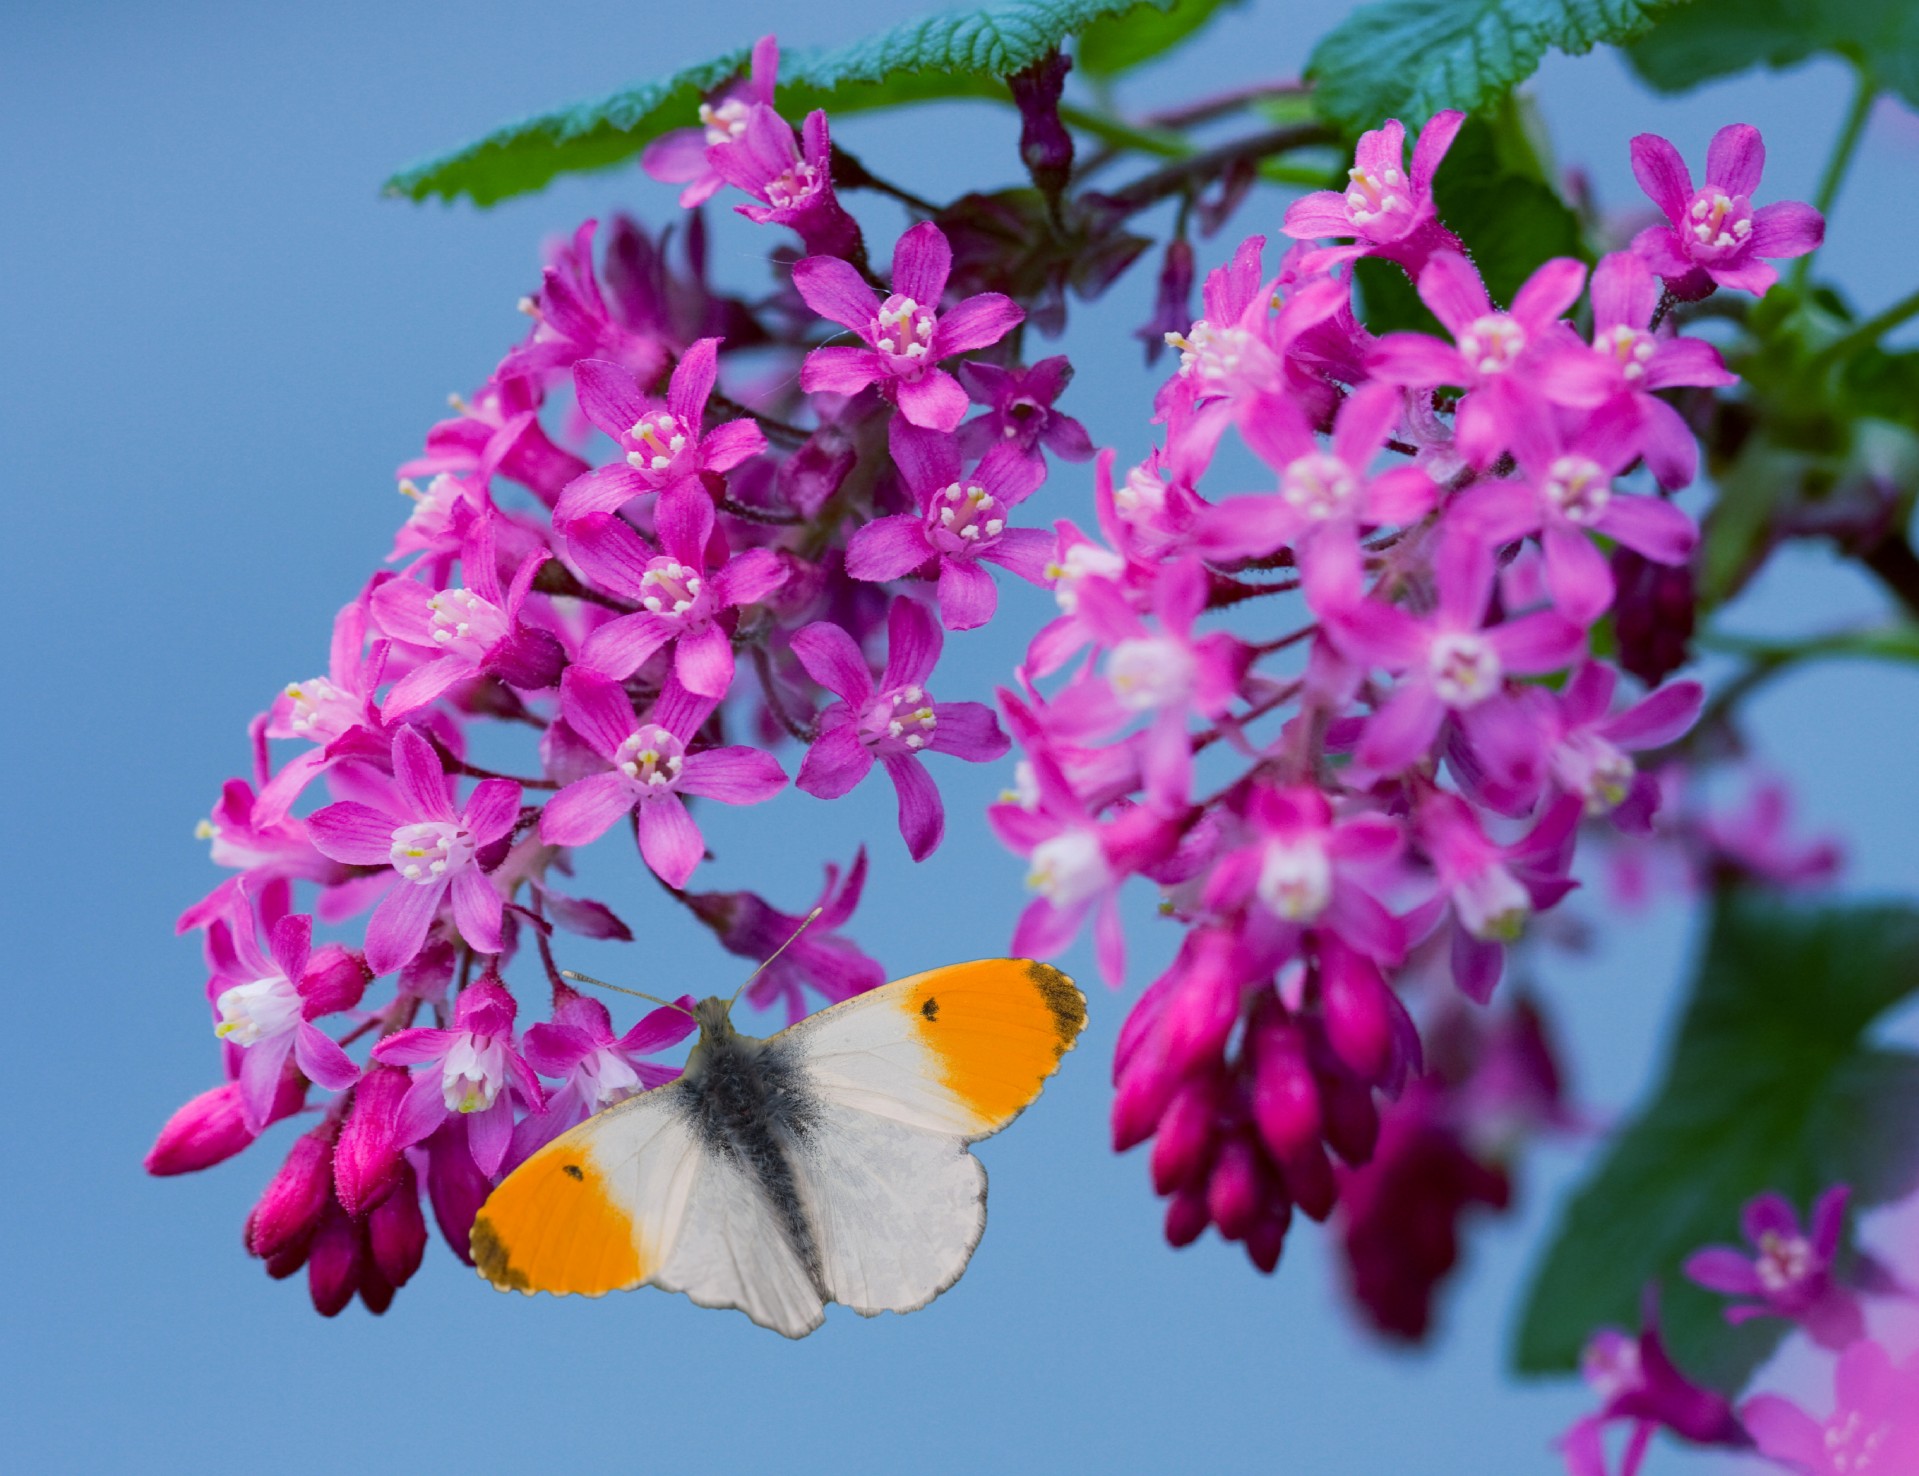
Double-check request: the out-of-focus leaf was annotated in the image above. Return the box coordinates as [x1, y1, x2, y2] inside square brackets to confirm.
[1624, 0, 1919, 111]
[1076, 0, 1245, 78]
[1513, 893, 1919, 1388]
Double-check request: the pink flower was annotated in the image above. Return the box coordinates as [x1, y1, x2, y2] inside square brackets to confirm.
[307, 727, 521, 974]
[711, 105, 861, 259]
[1453, 398, 1699, 624]
[791, 597, 1009, 860]
[371, 976, 545, 1177]
[1703, 774, 1844, 888]
[1076, 556, 1252, 725]
[641, 34, 779, 208]
[255, 596, 392, 825]
[1559, 1297, 1748, 1476]
[1312, 532, 1585, 778]
[178, 778, 346, 936]
[1541, 250, 1736, 489]
[684, 849, 886, 1024]
[1195, 382, 1436, 572]
[206, 898, 365, 1130]
[499, 219, 671, 392]
[1534, 663, 1702, 825]
[1630, 124, 1824, 299]
[554, 340, 768, 526]
[1281, 110, 1465, 276]
[956, 356, 1095, 469]
[1685, 1186, 1864, 1349]
[540, 667, 787, 887]
[511, 987, 696, 1161]
[370, 519, 563, 719]
[573, 492, 787, 697]
[794, 221, 1023, 431]
[398, 378, 589, 515]
[846, 419, 1051, 630]
[1741, 1338, 1919, 1475]
[1369, 251, 1593, 467]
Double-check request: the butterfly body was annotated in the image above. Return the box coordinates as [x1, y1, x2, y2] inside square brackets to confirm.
[473, 959, 1083, 1336]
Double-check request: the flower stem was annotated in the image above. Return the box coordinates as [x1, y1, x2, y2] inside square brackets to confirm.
[1793, 62, 1877, 288]
[1094, 123, 1332, 217]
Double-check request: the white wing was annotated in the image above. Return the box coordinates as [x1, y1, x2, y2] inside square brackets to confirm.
[652, 1150, 827, 1339]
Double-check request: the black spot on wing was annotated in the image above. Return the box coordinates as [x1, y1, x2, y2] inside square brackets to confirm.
[469, 1216, 530, 1292]
[921, 996, 939, 1021]
[1025, 960, 1087, 1057]
[561, 1163, 584, 1181]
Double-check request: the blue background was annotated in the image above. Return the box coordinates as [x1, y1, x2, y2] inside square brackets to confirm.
[6, 3, 1918, 1471]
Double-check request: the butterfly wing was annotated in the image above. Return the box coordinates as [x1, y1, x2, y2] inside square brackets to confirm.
[470, 1085, 701, 1299]
[773, 958, 1085, 1317]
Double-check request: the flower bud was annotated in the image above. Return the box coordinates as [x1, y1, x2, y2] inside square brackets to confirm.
[301, 944, 368, 1017]
[1137, 238, 1195, 366]
[1320, 946, 1394, 1085]
[1149, 1076, 1218, 1196]
[332, 1065, 410, 1215]
[1111, 1044, 1179, 1153]
[1249, 1014, 1321, 1163]
[245, 1120, 338, 1260]
[1284, 1139, 1338, 1223]
[1008, 51, 1073, 208]
[306, 1200, 362, 1318]
[1163, 1188, 1210, 1249]
[1319, 1069, 1381, 1166]
[425, 1121, 494, 1265]
[1245, 1206, 1291, 1275]
[1206, 1134, 1266, 1242]
[358, 1264, 397, 1316]
[144, 1073, 306, 1176]
[368, 1162, 428, 1289]
[1156, 931, 1244, 1079]
[1612, 547, 1695, 687]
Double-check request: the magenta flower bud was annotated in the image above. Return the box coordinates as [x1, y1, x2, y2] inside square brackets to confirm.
[1319, 1069, 1381, 1166]
[1612, 547, 1695, 687]
[1285, 1139, 1338, 1223]
[1150, 1077, 1219, 1195]
[1246, 1207, 1291, 1275]
[1207, 1134, 1267, 1242]
[1111, 1045, 1180, 1153]
[1137, 237, 1196, 365]
[1321, 947, 1395, 1086]
[359, 1264, 397, 1316]
[245, 1120, 339, 1261]
[144, 1073, 306, 1176]
[332, 1065, 409, 1215]
[368, 1162, 428, 1289]
[425, 1120, 494, 1265]
[1164, 1187, 1210, 1248]
[1008, 50, 1073, 207]
[306, 1200, 363, 1318]
[1250, 1014, 1321, 1163]
[263, 1241, 309, 1280]
[301, 944, 369, 1018]
[1156, 931, 1245, 1079]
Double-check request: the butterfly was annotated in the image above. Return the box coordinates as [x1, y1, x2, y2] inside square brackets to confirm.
[470, 957, 1086, 1337]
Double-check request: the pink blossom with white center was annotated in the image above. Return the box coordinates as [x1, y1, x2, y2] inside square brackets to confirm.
[554, 339, 767, 527]
[710, 105, 862, 259]
[371, 976, 545, 1178]
[499, 218, 671, 397]
[795, 221, 1024, 432]
[1629, 124, 1824, 299]
[1281, 111, 1465, 276]
[178, 777, 347, 936]
[540, 667, 787, 887]
[1368, 251, 1601, 468]
[1195, 381, 1435, 574]
[306, 727, 521, 975]
[397, 375, 590, 537]
[1741, 1338, 1919, 1475]
[1452, 397, 1700, 624]
[1075, 557, 1250, 729]
[509, 988, 697, 1165]
[641, 35, 779, 208]
[1498, 662, 1702, 826]
[845, 418, 1051, 630]
[204, 896, 365, 1131]
[1685, 1186, 1865, 1349]
[792, 597, 1009, 861]
[1309, 530, 1585, 778]
[573, 490, 786, 698]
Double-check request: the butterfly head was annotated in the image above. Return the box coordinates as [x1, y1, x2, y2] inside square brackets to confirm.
[692, 995, 738, 1042]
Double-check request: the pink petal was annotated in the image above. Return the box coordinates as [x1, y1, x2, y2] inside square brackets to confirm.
[391, 727, 455, 821]
[370, 1025, 455, 1066]
[673, 624, 734, 699]
[1490, 610, 1585, 674]
[1013, 895, 1092, 960]
[701, 417, 767, 473]
[1629, 133, 1694, 223]
[1417, 252, 1492, 336]
[1512, 257, 1588, 331]
[364, 877, 446, 976]
[1685, 1246, 1763, 1296]
[1094, 893, 1127, 987]
[1450, 926, 1503, 1004]
[568, 512, 657, 599]
[463, 778, 522, 847]
[1541, 524, 1614, 625]
[1281, 191, 1355, 240]
[655, 481, 715, 568]
[936, 558, 998, 630]
[1195, 495, 1298, 563]
[1332, 381, 1402, 468]
[1409, 110, 1464, 194]
[887, 417, 963, 501]
[380, 656, 471, 722]
[448, 870, 503, 954]
[796, 725, 875, 799]
[713, 547, 788, 607]
[294, 1025, 363, 1092]
[1749, 200, 1824, 259]
[395, 1070, 448, 1148]
[891, 220, 953, 305]
[559, 666, 639, 760]
[1591, 249, 1660, 331]
[238, 1031, 297, 1132]
[1601, 679, 1703, 750]
[1739, 1396, 1827, 1470]
[309, 801, 400, 866]
[641, 127, 710, 184]
[881, 752, 944, 860]
[1643, 336, 1734, 391]
[881, 595, 942, 689]
[1711, 258, 1779, 295]
[1368, 331, 1471, 388]
[1742, 1192, 1799, 1243]
[667, 337, 719, 425]
[845, 515, 933, 581]
[1322, 597, 1427, 671]
[580, 611, 672, 680]
[637, 793, 704, 887]
[894, 369, 970, 431]
[982, 526, 1056, 584]
[1358, 681, 1446, 773]
[1705, 123, 1764, 198]
[1597, 494, 1697, 565]
[791, 624, 873, 708]
[466, 1097, 514, 1178]
[1811, 1184, 1851, 1258]
[933, 293, 1023, 357]
[555, 465, 654, 528]
[1452, 480, 1539, 546]
[680, 746, 787, 804]
[1630, 223, 1695, 279]
[1636, 395, 1700, 490]
[1365, 465, 1436, 525]
[540, 772, 637, 846]
[928, 700, 1009, 762]
[791, 254, 881, 333]
[572, 359, 648, 442]
[799, 345, 886, 395]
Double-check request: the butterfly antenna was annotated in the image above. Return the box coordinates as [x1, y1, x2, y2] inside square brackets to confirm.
[560, 971, 697, 1018]
[729, 907, 825, 1010]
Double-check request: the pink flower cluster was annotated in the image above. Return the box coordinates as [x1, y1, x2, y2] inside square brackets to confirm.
[146, 38, 1086, 1314]
[990, 112, 1821, 1295]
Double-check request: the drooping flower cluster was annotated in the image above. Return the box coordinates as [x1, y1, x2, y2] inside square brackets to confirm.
[990, 109, 1824, 1303]
[147, 38, 1083, 1315]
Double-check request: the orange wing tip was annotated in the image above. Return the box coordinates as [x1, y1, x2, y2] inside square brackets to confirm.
[905, 958, 1088, 1131]
[1024, 960, 1088, 1057]
[468, 1145, 649, 1297]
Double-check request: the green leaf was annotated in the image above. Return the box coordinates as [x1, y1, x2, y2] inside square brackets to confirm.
[1076, 0, 1245, 78]
[1623, 0, 1919, 112]
[1353, 112, 1585, 334]
[387, 0, 1186, 207]
[1513, 893, 1919, 1389]
[1307, 0, 1683, 135]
